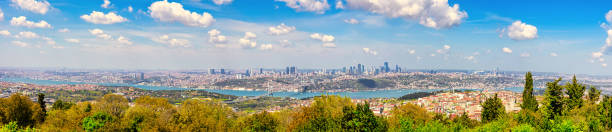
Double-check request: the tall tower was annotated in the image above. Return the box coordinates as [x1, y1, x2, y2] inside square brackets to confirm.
[384, 62, 389, 73]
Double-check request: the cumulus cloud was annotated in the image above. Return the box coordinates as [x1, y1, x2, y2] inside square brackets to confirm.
[520, 53, 530, 57]
[344, 0, 467, 29]
[208, 29, 227, 43]
[310, 33, 334, 42]
[58, 28, 69, 33]
[408, 49, 416, 54]
[10, 16, 52, 28]
[310, 33, 336, 48]
[213, 0, 233, 5]
[42, 37, 55, 45]
[0, 8, 4, 21]
[128, 6, 133, 12]
[335, 0, 344, 9]
[15, 31, 39, 39]
[550, 52, 558, 57]
[89, 29, 112, 40]
[603, 63, 608, 67]
[0, 30, 10, 36]
[344, 18, 359, 24]
[322, 43, 336, 48]
[101, 0, 111, 8]
[607, 10, 612, 23]
[116, 36, 133, 45]
[279, 39, 293, 47]
[592, 11, 612, 67]
[362, 48, 378, 55]
[239, 32, 258, 49]
[12, 41, 29, 47]
[465, 56, 475, 61]
[276, 0, 330, 14]
[81, 11, 127, 24]
[152, 35, 190, 48]
[149, 1, 215, 27]
[502, 47, 512, 54]
[503, 21, 538, 40]
[259, 44, 273, 50]
[436, 45, 451, 54]
[11, 0, 51, 14]
[268, 23, 296, 35]
[65, 38, 80, 43]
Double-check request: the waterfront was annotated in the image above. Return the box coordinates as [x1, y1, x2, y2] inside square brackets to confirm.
[0, 77, 526, 99]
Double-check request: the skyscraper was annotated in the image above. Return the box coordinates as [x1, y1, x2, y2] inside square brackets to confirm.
[209, 69, 216, 74]
[384, 62, 390, 73]
[220, 69, 226, 74]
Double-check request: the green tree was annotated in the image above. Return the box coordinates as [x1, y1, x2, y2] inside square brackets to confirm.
[541, 78, 564, 120]
[565, 75, 586, 111]
[239, 111, 279, 132]
[289, 95, 354, 131]
[173, 99, 236, 131]
[122, 96, 175, 132]
[1, 94, 36, 128]
[587, 86, 601, 104]
[600, 96, 612, 129]
[481, 94, 505, 123]
[340, 102, 387, 131]
[82, 112, 113, 132]
[36, 93, 46, 123]
[51, 100, 74, 110]
[95, 94, 129, 118]
[521, 72, 538, 111]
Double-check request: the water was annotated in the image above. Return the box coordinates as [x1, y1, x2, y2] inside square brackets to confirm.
[0, 77, 524, 99]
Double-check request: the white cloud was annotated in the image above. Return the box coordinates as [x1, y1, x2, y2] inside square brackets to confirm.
[89, 29, 112, 40]
[10, 0, 51, 14]
[268, 23, 296, 35]
[58, 28, 69, 33]
[259, 44, 273, 50]
[239, 32, 258, 49]
[81, 11, 127, 24]
[116, 36, 133, 45]
[344, 18, 359, 24]
[603, 63, 608, 67]
[149, 1, 215, 27]
[505, 21, 538, 40]
[101, 0, 111, 8]
[15, 31, 39, 39]
[310, 33, 335, 48]
[550, 52, 558, 57]
[0, 8, 4, 21]
[344, 0, 467, 29]
[362, 48, 378, 55]
[276, 0, 330, 14]
[12, 41, 29, 47]
[310, 33, 334, 42]
[520, 53, 530, 57]
[208, 29, 227, 43]
[152, 35, 190, 48]
[465, 56, 475, 61]
[436, 45, 451, 54]
[43, 37, 55, 45]
[128, 6, 133, 12]
[279, 39, 293, 47]
[0, 30, 10, 36]
[502, 47, 512, 53]
[10, 16, 52, 28]
[408, 49, 416, 54]
[593, 52, 604, 58]
[335, 0, 344, 9]
[322, 43, 336, 48]
[606, 10, 612, 23]
[212, 0, 233, 5]
[65, 38, 80, 43]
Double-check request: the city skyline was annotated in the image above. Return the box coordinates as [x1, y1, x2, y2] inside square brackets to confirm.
[1, 0, 612, 75]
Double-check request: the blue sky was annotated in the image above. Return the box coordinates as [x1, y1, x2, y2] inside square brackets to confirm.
[0, 0, 612, 74]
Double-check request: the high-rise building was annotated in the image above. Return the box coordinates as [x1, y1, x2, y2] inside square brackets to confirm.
[260, 68, 263, 74]
[245, 69, 250, 77]
[384, 62, 390, 73]
[286, 67, 290, 74]
[140, 73, 145, 80]
[290, 66, 296, 74]
[209, 69, 216, 74]
[357, 64, 363, 74]
[220, 69, 226, 74]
